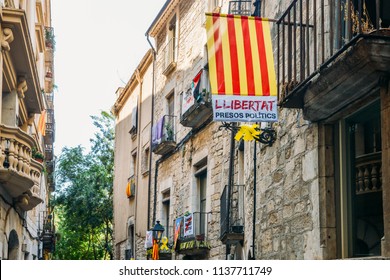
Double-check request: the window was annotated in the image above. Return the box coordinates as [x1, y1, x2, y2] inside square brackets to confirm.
[162, 13, 177, 75]
[129, 105, 138, 136]
[195, 159, 207, 235]
[335, 101, 383, 258]
[131, 151, 137, 177]
[162, 190, 170, 238]
[165, 92, 175, 141]
[167, 92, 174, 117]
[141, 148, 150, 176]
[126, 224, 134, 260]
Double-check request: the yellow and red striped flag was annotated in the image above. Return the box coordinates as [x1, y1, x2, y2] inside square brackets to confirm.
[38, 110, 46, 136]
[206, 13, 278, 122]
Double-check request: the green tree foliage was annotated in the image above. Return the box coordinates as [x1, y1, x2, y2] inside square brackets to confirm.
[53, 111, 114, 259]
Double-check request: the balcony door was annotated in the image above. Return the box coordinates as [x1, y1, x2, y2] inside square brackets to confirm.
[338, 101, 384, 257]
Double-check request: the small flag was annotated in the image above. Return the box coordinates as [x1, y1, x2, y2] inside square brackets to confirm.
[192, 69, 203, 102]
[38, 110, 46, 136]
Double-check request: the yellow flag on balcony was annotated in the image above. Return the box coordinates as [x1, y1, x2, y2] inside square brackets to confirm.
[38, 110, 46, 136]
[205, 13, 278, 122]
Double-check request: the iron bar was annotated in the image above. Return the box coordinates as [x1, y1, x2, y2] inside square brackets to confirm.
[347, 0, 352, 40]
[293, 4, 297, 82]
[313, 0, 317, 70]
[330, 0, 334, 56]
[300, 0, 304, 81]
[321, 0, 325, 63]
[376, 0, 380, 29]
[252, 139, 257, 260]
[358, 0, 362, 34]
[337, 0, 342, 49]
[288, 11, 292, 82]
[306, 0, 310, 78]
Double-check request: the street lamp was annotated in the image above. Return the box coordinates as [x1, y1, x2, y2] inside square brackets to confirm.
[151, 221, 164, 260]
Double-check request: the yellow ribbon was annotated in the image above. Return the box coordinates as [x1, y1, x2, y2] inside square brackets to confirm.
[160, 236, 169, 251]
[235, 124, 261, 141]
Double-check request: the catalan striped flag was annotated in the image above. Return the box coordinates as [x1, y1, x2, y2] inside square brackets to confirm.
[206, 13, 276, 96]
[206, 13, 278, 122]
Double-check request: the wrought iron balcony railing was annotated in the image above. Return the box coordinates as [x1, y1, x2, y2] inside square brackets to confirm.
[220, 184, 244, 244]
[180, 70, 213, 128]
[174, 212, 211, 256]
[228, 1, 253, 16]
[276, 0, 389, 108]
[160, 37, 177, 76]
[152, 115, 176, 155]
[39, 211, 56, 254]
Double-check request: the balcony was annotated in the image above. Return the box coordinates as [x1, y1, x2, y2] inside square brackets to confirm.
[44, 108, 55, 153]
[45, 27, 55, 50]
[180, 72, 213, 128]
[126, 175, 136, 199]
[45, 160, 55, 192]
[175, 212, 211, 257]
[152, 115, 176, 155]
[161, 37, 177, 76]
[220, 184, 244, 244]
[0, 125, 44, 206]
[2, 8, 44, 114]
[276, 0, 390, 121]
[355, 152, 382, 195]
[47, 173, 55, 192]
[39, 211, 56, 253]
[19, 159, 44, 211]
[228, 1, 254, 16]
[45, 92, 55, 109]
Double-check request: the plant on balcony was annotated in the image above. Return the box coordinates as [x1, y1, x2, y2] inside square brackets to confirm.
[196, 88, 209, 103]
[45, 28, 56, 50]
[165, 122, 174, 141]
[32, 147, 45, 162]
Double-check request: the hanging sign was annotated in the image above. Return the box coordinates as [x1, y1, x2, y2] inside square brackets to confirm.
[183, 213, 194, 237]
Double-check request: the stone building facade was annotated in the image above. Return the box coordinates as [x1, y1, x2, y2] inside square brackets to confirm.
[113, 0, 390, 260]
[0, 0, 57, 260]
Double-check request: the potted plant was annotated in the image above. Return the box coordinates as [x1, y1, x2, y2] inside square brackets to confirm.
[32, 147, 45, 163]
[45, 28, 56, 50]
[165, 122, 174, 141]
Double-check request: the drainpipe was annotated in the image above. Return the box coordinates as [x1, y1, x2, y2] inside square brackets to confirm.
[146, 34, 156, 231]
[152, 159, 161, 225]
[252, 140, 257, 260]
[226, 127, 235, 259]
[134, 69, 143, 259]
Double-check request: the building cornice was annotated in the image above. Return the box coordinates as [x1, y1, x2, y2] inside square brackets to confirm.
[146, 0, 180, 38]
[112, 49, 153, 116]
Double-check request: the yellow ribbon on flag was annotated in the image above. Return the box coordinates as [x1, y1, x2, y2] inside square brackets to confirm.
[235, 124, 261, 141]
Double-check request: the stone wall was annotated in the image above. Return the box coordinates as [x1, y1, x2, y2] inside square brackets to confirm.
[240, 108, 321, 259]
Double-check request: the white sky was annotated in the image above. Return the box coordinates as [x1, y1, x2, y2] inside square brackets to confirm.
[51, 0, 166, 155]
